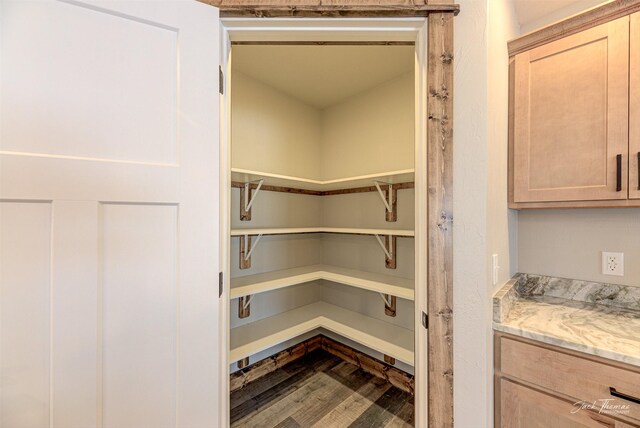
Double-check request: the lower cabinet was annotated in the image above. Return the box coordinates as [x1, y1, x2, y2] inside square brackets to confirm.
[495, 333, 640, 428]
[500, 379, 635, 428]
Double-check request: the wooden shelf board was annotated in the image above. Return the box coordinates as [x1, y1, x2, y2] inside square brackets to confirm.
[231, 264, 414, 300]
[230, 227, 414, 237]
[230, 301, 414, 366]
[231, 168, 415, 192]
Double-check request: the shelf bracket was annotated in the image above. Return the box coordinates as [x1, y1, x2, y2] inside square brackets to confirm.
[374, 181, 397, 222]
[374, 234, 397, 269]
[240, 179, 264, 221]
[239, 234, 262, 269]
[378, 293, 397, 317]
[238, 295, 252, 319]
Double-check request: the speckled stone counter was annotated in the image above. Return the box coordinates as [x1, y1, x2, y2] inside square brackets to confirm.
[493, 273, 640, 367]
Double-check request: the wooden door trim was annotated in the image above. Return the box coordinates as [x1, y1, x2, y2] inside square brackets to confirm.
[426, 11, 454, 428]
[200, 1, 460, 17]
[508, 0, 640, 56]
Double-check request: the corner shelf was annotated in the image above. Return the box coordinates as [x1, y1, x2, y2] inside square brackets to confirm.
[231, 168, 415, 192]
[230, 227, 414, 237]
[230, 301, 414, 366]
[232, 227, 413, 270]
[231, 264, 414, 301]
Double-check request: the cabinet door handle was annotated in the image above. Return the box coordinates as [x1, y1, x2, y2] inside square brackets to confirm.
[637, 152, 640, 190]
[610, 387, 640, 405]
[616, 154, 622, 192]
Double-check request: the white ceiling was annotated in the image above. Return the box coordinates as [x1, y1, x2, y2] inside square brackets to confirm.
[232, 45, 414, 109]
[514, 0, 610, 33]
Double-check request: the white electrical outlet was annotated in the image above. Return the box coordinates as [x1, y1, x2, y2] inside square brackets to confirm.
[492, 254, 500, 285]
[602, 252, 624, 276]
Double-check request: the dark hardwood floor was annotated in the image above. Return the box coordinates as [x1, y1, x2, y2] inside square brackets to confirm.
[230, 350, 415, 427]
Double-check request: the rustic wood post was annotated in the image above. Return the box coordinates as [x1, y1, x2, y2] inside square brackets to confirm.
[427, 9, 454, 428]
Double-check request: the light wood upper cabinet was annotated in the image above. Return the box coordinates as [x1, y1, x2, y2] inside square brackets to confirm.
[631, 12, 640, 200]
[512, 17, 629, 204]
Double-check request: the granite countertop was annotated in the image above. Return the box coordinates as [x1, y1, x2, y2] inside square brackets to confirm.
[493, 273, 640, 367]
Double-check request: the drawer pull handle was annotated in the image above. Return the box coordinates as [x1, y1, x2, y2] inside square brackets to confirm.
[616, 154, 622, 192]
[610, 387, 640, 405]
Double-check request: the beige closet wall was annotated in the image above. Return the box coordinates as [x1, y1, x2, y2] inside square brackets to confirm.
[320, 189, 415, 280]
[229, 191, 325, 371]
[321, 190, 414, 231]
[232, 70, 413, 180]
[231, 72, 322, 179]
[320, 72, 414, 180]
[229, 67, 416, 373]
[230, 190, 324, 331]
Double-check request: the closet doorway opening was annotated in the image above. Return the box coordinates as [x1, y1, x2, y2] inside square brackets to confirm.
[219, 19, 429, 428]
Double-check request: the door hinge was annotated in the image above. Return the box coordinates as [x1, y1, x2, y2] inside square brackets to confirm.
[219, 66, 224, 95]
[219, 272, 224, 297]
[421, 311, 428, 329]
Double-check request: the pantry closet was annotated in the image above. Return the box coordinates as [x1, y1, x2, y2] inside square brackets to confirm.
[227, 44, 417, 389]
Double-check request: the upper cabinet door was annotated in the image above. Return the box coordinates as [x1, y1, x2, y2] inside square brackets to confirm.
[513, 17, 629, 203]
[631, 13, 640, 200]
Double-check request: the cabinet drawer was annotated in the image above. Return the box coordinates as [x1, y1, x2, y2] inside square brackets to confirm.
[500, 379, 636, 428]
[499, 337, 640, 422]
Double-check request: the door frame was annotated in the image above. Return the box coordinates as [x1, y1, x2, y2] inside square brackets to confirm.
[219, 18, 428, 427]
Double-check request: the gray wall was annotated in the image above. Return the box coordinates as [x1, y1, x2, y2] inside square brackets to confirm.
[518, 209, 640, 286]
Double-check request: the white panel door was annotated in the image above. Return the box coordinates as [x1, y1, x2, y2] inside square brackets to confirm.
[0, 1, 221, 427]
